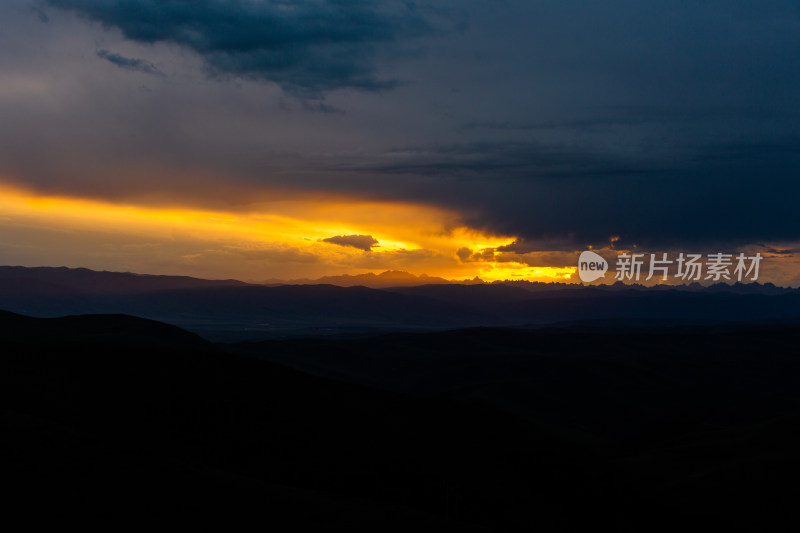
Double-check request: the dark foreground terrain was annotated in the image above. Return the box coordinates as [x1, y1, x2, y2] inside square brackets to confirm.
[3, 310, 800, 530]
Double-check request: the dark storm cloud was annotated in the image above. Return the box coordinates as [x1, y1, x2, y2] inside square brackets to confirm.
[96, 49, 163, 76]
[324, 127, 800, 249]
[497, 239, 585, 254]
[495, 251, 580, 268]
[30, 3, 50, 22]
[461, 118, 646, 131]
[322, 234, 379, 251]
[366, 142, 649, 179]
[684, 139, 800, 163]
[46, 0, 431, 96]
[460, 106, 795, 132]
[3, 0, 800, 254]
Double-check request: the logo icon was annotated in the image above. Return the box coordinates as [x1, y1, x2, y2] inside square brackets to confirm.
[578, 251, 608, 282]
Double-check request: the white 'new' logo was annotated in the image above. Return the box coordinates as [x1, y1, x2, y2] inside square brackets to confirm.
[578, 251, 608, 282]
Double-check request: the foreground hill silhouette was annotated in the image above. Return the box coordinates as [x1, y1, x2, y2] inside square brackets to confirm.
[3, 310, 800, 529]
[1, 311, 578, 528]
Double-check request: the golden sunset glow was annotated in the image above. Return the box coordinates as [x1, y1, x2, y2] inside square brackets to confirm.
[0, 183, 580, 282]
[474, 265, 576, 282]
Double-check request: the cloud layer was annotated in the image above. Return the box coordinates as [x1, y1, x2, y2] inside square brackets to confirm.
[0, 0, 797, 263]
[96, 49, 163, 76]
[47, 0, 430, 96]
[322, 234, 379, 251]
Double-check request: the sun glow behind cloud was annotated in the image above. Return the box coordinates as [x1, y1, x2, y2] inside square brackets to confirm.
[0, 183, 579, 282]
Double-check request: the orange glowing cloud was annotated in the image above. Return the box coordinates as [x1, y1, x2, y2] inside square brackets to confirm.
[0, 182, 583, 282]
[0, 182, 796, 286]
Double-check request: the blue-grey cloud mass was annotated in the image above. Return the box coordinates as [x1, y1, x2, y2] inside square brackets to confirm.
[0, 0, 798, 251]
[96, 48, 163, 75]
[47, 0, 431, 96]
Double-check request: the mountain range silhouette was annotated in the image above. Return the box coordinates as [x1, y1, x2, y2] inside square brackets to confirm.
[0, 266, 797, 340]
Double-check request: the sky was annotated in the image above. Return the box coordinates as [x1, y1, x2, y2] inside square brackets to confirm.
[0, 0, 798, 285]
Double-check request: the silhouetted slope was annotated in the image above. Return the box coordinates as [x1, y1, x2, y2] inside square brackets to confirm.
[1, 312, 587, 529]
[229, 324, 800, 442]
[0, 309, 209, 347]
[616, 411, 800, 530]
[224, 323, 800, 530]
[5, 311, 800, 529]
